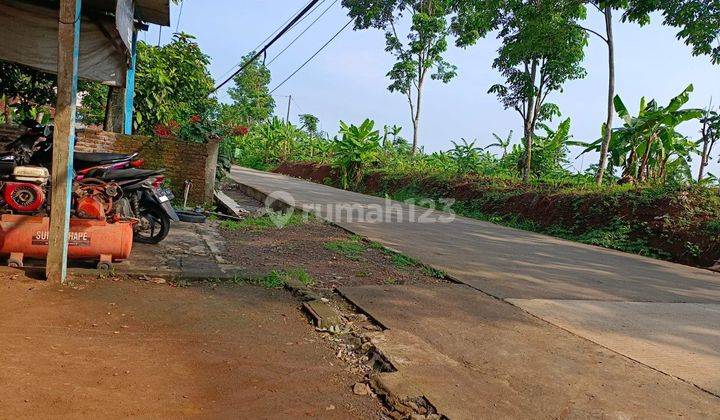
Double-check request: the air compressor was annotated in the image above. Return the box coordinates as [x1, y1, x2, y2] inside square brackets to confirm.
[0, 214, 133, 269]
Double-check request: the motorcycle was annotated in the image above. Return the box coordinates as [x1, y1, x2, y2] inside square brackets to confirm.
[83, 167, 179, 244]
[3, 121, 177, 244]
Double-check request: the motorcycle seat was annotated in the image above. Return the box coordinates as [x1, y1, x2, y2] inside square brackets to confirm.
[74, 152, 138, 165]
[88, 167, 164, 181]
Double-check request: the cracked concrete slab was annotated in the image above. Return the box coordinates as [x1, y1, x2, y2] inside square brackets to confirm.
[509, 299, 720, 396]
[340, 284, 720, 419]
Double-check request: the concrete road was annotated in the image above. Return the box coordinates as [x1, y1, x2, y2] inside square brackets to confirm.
[340, 284, 720, 419]
[230, 166, 720, 407]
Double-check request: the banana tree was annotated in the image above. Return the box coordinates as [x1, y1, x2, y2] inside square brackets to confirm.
[332, 119, 382, 189]
[576, 85, 702, 183]
[488, 130, 513, 158]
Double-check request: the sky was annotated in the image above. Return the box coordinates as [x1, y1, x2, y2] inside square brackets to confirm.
[143, 0, 720, 176]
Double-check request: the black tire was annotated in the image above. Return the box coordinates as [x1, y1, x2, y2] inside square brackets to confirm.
[176, 210, 207, 224]
[134, 202, 171, 244]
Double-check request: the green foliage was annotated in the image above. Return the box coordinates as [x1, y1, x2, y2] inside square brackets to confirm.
[77, 81, 108, 126]
[299, 114, 320, 135]
[333, 119, 382, 189]
[226, 53, 275, 124]
[421, 265, 446, 278]
[390, 252, 417, 268]
[488, 130, 513, 157]
[450, 138, 486, 175]
[454, 0, 587, 180]
[324, 237, 366, 260]
[576, 85, 702, 183]
[231, 116, 332, 169]
[625, 0, 720, 64]
[255, 268, 315, 288]
[0, 62, 55, 123]
[257, 270, 289, 288]
[219, 212, 307, 230]
[134, 33, 216, 135]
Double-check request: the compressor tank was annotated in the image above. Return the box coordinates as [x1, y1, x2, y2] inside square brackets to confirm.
[0, 214, 133, 266]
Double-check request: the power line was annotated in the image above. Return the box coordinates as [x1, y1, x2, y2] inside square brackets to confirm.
[270, 18, 354, 94]
[212, 0, 322, 93]
[253, 0, 325, 53]
[215, 0, 327, 84]
[266, 0, 339, 66]
[175, 0, 186, 33]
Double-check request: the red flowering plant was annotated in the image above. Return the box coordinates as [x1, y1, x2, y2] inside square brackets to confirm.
[232, 125, 249, 136]
[177, 109, 222, 143]
[153, 120, 178, 138]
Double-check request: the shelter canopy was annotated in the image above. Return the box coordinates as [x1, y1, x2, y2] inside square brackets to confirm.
[0, 0, 169, 86]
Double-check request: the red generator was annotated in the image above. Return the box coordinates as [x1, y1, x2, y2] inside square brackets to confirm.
[0, 214, 133, 269]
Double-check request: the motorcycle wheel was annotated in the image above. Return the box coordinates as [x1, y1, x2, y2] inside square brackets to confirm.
[134, 202, 171, 244]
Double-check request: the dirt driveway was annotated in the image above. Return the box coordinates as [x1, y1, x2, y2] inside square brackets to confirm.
[0, 273, 382, 418]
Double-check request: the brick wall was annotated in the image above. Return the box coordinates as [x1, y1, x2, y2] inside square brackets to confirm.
[76, 128, 219, 204]
[0, 125, 219, 204]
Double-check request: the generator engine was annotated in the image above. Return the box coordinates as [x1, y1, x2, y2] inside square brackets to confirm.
[2, 166, 49, 213]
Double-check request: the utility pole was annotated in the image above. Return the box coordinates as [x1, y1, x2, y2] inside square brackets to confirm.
[286, 95, 292, 123]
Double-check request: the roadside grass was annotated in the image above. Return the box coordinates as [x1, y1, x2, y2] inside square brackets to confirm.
[390, 252, 416, 268]
[421, 266, 447, 279]
[219, 211, 310, 231]
[327, 236, 449, 278]
[198, 268, 315, 289]
[324, 236, 366, 260]
[252, 268, 316, 288]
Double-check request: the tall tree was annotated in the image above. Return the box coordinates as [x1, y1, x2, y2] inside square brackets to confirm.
[579, 1, 621, 185]
[227, 52, 275, 124]
[342, 0, 457, 153]
[454, 0, 587, 181]
[625, 0, 720, 64]
[299, 113, 320, 135]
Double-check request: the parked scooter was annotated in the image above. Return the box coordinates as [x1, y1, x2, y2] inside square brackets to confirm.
[13, 121, 144, 178]
[83, 167, 179, 244]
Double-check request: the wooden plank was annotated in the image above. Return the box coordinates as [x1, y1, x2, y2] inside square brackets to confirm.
[46, 0, 82, 283]
[214, 190, 250, 218]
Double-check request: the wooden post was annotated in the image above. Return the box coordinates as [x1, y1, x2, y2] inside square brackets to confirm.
[123, 30, 138, 135]
[105, 86, 125, 133]
[46, 0, 82, 283]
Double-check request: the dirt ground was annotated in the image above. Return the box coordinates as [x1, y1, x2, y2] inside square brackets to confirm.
[219, 217, 448, 291]
[0, 272, 383, 418]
